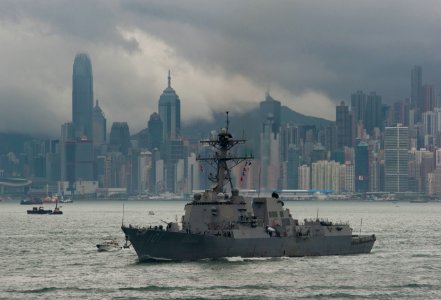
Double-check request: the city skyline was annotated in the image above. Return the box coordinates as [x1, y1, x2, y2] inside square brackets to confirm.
[1, 1, 441, 136]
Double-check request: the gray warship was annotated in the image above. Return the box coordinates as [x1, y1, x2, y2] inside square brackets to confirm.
[122, 113, 376, 261]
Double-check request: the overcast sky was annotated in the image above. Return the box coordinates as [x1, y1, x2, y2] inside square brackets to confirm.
[1, 0, 441, 136]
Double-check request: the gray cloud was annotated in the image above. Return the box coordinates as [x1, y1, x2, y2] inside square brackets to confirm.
[1, 0, 441, 136]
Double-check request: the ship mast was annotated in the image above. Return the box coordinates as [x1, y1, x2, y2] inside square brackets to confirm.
[197, 112, 253, 193]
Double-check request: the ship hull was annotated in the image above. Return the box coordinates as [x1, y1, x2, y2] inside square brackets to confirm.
[122, 226, 375, 261]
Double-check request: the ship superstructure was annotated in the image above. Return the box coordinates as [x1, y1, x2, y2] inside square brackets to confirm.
[122, 112, 375, 261]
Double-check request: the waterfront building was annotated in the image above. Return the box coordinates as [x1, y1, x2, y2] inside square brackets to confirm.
[186, 153, 200, 193]
[427, 168, 441, 195]
[436, 148, 441, 167]
[164, 139, 184, 192]
[64, 139, 94, 184]
[410, 148, 435, 194]
[72, 53, 94, 141]
[298, 165, 310, 190]
[384, 125, 409, 192]
[286, 146, 300, 190]
[311, 160, 343, 193]
[108, 152, 127, 188]
[355, 141, 369, 193]
[133, 150, 151, 195]
[344, 163, 355, 192]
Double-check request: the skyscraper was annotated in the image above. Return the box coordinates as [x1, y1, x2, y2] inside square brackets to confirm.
[422, 84, 436, 113]
[355, 141, 369, 193]
[158, 71, 181, 141]
[336, 101, 352, 149]
[93, 100, 106, 147]
[259, 92, 281, 136]
[147, 112, 163, 152]
[351, 90, 366, 125]
[384, 125, 409, 192]
[286, 145, 300, 189]
[411, 65, 422, 111]
[109, 122, 130, 155]
[365, 92, 383, 135]
[72, 53, 94, 140]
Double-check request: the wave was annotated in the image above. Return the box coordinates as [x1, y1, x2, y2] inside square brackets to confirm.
[119, 284, 281, 293]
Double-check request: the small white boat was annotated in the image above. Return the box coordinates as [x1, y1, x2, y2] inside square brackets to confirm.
[96, 240, 121, 252]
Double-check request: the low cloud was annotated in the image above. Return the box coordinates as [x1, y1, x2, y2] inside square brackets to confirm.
[1, 1, 441, 136]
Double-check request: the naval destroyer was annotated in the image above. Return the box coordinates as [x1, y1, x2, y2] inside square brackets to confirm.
[122, 113, 376, 261]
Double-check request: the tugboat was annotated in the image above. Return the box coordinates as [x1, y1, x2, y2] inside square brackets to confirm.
[122, 112, 376, 261]
[50, 200, 63, 215]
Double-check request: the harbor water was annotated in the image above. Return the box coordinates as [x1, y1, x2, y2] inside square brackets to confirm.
[0, 200, 440, 299]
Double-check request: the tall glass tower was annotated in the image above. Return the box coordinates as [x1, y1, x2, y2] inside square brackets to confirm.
[158, 71, 181, 141]
[93, 100, 106, 146]
[72, 53, 94, 141]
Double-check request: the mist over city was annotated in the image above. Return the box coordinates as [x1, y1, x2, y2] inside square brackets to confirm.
[1, 1, 441, 136]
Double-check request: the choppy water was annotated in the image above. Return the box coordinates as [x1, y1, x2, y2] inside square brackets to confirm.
[0, 200, 440, 299]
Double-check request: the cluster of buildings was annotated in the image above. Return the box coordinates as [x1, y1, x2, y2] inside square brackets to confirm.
[1, 55, 441, 199]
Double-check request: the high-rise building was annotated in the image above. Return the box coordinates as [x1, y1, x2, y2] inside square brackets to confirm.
[72, 53, 94, 140]
[298, 165, 310, 190]
[384, 125, 409, 192]
[336, 101, 352, 149]
[164, 139, 184, 192]
[411, 65, 422, 111]
[286, 146, 300, 190]
[355, 141, 369, 193]
[147, 112, 163, 152]
[65, 139, 94, 183]
[259, 92, 281, 136]
[311, 160, 344, 193]
[344, 163, 355, 192]
[109, 122, 130, 155]
[280, 123, 300, 162]
[351, 91, 366, 125]
[422, 84, 436, 113]
[324, 123, 338, 153]
[260, 115, 280, 190]
[393, 100, 409, 126]
[158, 71, 181, 141]
[365, 92, 383, 135]
[93, 100, 106, 147]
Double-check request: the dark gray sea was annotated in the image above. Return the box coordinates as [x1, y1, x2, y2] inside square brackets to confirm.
[0, 200, 440, 299]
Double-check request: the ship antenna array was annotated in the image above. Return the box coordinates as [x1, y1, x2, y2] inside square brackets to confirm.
[197, 111, 253, 192]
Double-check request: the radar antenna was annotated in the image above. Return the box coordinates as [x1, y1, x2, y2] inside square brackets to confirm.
[197, 112, 253, 193]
